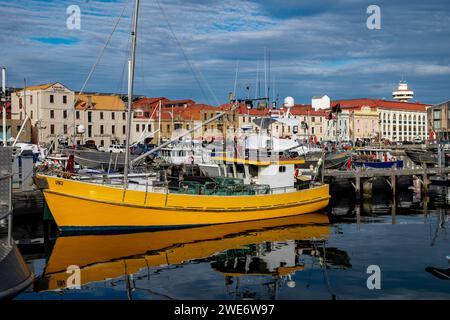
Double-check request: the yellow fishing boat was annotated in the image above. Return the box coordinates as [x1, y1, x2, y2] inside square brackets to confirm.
[36, 214, 330, 291]
[36, 156, 329, 231]
[34, 0, 329, 232]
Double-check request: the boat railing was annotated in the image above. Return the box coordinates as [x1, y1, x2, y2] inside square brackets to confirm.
[0, 147, 13, 246]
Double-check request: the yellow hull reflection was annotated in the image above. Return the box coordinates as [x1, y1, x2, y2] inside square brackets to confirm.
[39, 175, 330, 231]
[39, 214, 330, 291]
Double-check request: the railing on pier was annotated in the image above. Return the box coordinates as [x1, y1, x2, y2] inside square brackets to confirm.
[0, 147, 13, 246]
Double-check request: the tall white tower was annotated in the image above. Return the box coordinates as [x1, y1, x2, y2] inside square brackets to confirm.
[392, 80, 414, 102]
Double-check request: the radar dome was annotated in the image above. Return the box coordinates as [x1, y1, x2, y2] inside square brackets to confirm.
[284, 96, 295, 108]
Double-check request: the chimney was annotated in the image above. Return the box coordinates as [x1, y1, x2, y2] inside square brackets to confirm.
[87, 95, 93, 109]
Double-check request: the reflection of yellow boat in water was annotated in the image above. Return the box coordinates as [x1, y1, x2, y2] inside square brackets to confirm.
[37, 214, 331, 291]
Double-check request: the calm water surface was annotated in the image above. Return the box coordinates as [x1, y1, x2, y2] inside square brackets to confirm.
[11, 184, 450, 300]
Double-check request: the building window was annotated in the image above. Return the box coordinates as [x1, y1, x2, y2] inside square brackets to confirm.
[434, 120, 441, 129]
[30, 110, 33, 119]
[279, 166, 286, 173]
[122, 112, 126, 120]
[50, 124, 55, 135]
[112, 112, 115, 120]
[63, 110, 67, 119]
[50, 110, 54, 119]
[100, 140, 104, 147]
[112, 125, 115, 135]
[100, 125, 104, 135]
[63, 95, 67, 104]
[63, 125, 67, 134]
[88, 111, 92, 123]
[88, 125, 92, 137]
[100, 112, 103, 120]
[30, 95, 33, 104]
[76, 111, 80, 119]
[142, 124, 145, 131]
[50, 95, 54, 103]
[148, 124, 151, 132]
[136, 124, 140, 132]
[167, 124, 170, 131]
[123, 125, 126, 135]
[19, 98, 22, 109]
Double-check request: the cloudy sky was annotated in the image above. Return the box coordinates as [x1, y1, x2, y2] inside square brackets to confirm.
[0, 0, 449, 105]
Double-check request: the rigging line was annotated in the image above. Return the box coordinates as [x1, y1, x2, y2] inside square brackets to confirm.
[318, 240, 336, 300]
[47, 0, 132, 149]
[154, 0, 220, 106]
[233, 60, 239, 99]
[137, 7, 152, 95]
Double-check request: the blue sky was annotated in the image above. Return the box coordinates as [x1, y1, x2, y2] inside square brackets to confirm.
[1, 0, 450, 105]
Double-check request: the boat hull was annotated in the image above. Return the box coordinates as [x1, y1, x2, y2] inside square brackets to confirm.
[39, 175, 330, 232]
[353, 160, 403, 169]
[73, 149, 139, 170]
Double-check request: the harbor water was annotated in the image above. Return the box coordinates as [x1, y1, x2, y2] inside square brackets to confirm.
[10, 183, 450, 300]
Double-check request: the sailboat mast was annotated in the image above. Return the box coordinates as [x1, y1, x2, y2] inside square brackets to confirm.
[123, 0, 140, 188]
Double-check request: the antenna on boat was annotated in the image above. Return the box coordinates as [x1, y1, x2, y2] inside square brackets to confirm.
[255, 60, 259, 100]
[123, 0, 140, 190]
[264, 47, 268, 102]
[233, 60, 239, 101]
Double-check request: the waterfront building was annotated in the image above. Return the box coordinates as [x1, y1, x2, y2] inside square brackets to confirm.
[392, 81, 414, 102]
[427, 100, 450, 141]
[334, 98, 429, 143]
[311, 95, 330, 111]
[11, 83, 75, 146]
[0, 100, 31, 144]
[74, 93, 128, 148]
[347, 105, 380, 141]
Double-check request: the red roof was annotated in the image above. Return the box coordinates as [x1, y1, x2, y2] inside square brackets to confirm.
[332, 98, 430, 112]
[134, 103, 217, 121]
[133, 97, 168, 110]
[290, 105, 328, 116]
[163, 99, 195, 107]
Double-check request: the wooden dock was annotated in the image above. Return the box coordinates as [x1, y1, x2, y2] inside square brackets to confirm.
[324, 166, 450, 199]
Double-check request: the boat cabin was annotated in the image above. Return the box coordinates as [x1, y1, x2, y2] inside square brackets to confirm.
[210, 156, 305, 193]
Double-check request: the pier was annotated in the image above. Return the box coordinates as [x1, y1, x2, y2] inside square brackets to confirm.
[0, 147, 34, 299]
[324, 166, 450, 199]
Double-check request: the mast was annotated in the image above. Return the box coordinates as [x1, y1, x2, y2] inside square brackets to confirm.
[255, 61, 259, 100]
[264, 47, 268, 102]
[158, 100, 162, 145]
[123, 0, 140, 188]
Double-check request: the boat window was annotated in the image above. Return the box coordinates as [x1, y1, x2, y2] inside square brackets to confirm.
[279, 166, 286, 173]
[249, 165, 258, 178]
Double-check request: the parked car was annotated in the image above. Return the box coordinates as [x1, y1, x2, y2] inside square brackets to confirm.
[108, 144, 126, 153]
[413, 137, 423, 144]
